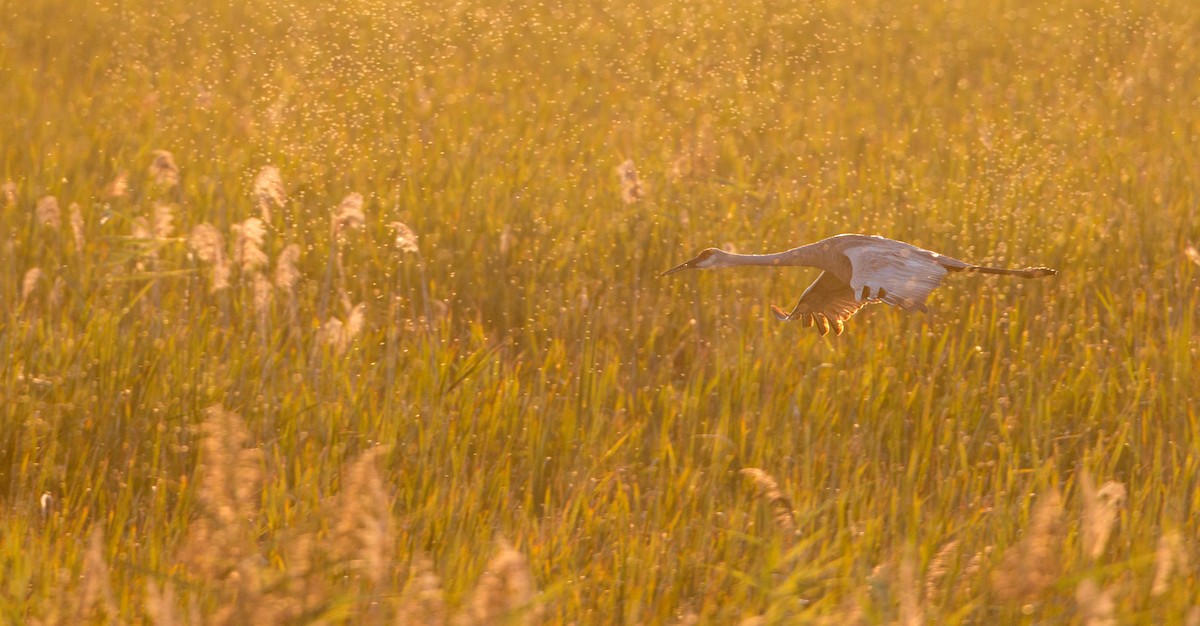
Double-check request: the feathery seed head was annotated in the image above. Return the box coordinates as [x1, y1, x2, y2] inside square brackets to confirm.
[232, 217, 269, 274]
[2, 181, 15, 208]
[104, 171, 129, 198]
[273, 244, 302, 293]
[332, 193, 365, 239]
[464, 538, 542, 625]
[189, 223, 231, 292]
[1075, 579, 1116, 626]
[1152, 531, 1186, 597]
[1185, 245, 1200, 267]
[739, 468, 797, 533]
[389, 221, 420, 253]
[36, 195, 61, 230]
[253, 166, 286, 221]
[153, 202, 176, 238]
[616, 159, 644, 204]
[397, 556, 446, 626]
[21, 267, 43, 305]
[148, 150, 180, 187]
[1080, 471, 1126, 561]
[991, 488, 1065, 601]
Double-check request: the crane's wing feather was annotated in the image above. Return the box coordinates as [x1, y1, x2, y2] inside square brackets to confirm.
[770, 271, 874, 336]
[842, 244, 948, 313]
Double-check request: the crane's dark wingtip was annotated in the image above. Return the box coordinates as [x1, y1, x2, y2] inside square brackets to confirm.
[770, 305, 792, 321]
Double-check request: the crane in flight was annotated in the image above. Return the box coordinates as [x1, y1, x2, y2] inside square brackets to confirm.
[662, 234, 1057, 336]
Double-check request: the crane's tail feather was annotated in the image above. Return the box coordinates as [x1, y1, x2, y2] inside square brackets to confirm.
[965, 265, 1057, 278]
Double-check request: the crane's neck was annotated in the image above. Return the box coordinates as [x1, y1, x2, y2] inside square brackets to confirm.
[712, 243, 825, 269]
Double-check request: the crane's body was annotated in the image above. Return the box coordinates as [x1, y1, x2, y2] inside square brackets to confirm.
[662, 234, 1056, 335]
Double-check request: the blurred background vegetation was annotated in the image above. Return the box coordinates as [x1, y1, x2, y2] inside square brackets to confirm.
[1, 0, 1197, 622]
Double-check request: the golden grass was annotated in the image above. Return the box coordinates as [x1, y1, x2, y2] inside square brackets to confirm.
[2, 0, 1199, 622]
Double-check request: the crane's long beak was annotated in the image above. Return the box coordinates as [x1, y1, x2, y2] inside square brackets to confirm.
[660, 259, 697, 277]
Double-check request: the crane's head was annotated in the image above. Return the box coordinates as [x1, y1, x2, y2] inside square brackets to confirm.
[661, 248, 727, 276]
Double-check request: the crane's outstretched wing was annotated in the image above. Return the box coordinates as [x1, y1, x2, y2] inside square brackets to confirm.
[842, 244, 948, 313]
[771, 271, 875, 336]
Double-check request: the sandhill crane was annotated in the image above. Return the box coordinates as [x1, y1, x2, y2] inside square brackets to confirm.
[662, 234, 1056, 336]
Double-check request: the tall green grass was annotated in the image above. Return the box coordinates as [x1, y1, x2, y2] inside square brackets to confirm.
[2, 0, 1198, 622]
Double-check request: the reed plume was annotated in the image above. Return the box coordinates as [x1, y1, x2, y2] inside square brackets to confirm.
[73, 527, 118, 621]
[189, 223, 232, 293]
[924, 540, 960, 606]
[332, 192, 366, 239]
[273, 244, 302, 293]
[456, 538, 543, 626]
[153, 202, 176, 238]
[1074, 579, 1115, 626]
[2, 180, 15, 207]
[991, 488, 1065, 602]
[1185, 245, 1200, 267]
[389, 221, 420, 253]
[231, 217, 269, 274]
[253, 165, 286, 221]
[1151, 531, 1186, 597]
[149, 150, 180, 188]
[36, 195, 61, 230]
[21, 267, 43, 306]
[331, 447, 393, 586]
[397, 556, 446, 626]
[739, 468, 797, 533]
[616, 159, 644, 204]
[897, 549, 922, 626]
[104, 171, 129, 198]
[178, 405, 264, 582]
[1080, 471, 1125, 561]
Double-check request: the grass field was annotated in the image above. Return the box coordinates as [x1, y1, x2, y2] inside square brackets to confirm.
[2, 0, 1199, 623]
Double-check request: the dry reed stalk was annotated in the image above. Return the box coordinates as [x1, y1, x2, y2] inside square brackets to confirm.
[455, 538, 543, 626]
[615, 159, 644, 204]
[990, 488, 1065, 602]
[739, 468, 797, 533]
[1074, 579, 1116, 626]
[1151, 531, 1186, 597]
[332, 192, 366, 239]
[1080, 471, 1126, 561]
[189, 223, 232, 292]
[69, 203, 84, 253]
[231, 217, 269, 275]
[331, 447, 393, 585]
[397, 556, 446, 626]
[36, 195, 61, 230]
[389, 221, 420, 253]
[253, 166, 286, 221]
[924, 540, 961, 606]
[149, 150, 180, 187]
